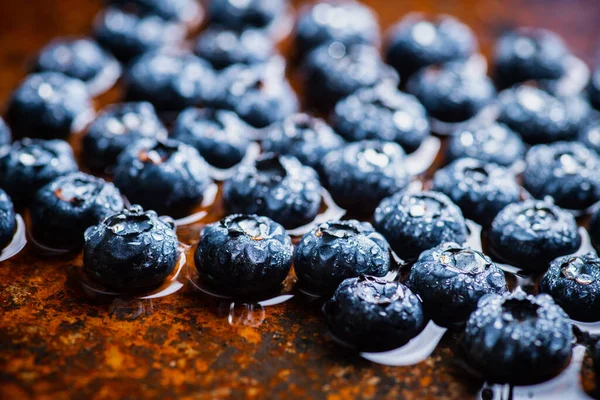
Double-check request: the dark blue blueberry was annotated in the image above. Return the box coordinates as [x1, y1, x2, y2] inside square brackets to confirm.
[590, 208, 600, 254]
[0, 189, 16, 250]
[94, 6, 185, 63]
[493, 28, 569, 89]
[213, 63, 298, 128]
[323, 275, 426, 352]
[446, 122, 525, 167]
[0, 117, 11, 147]
[322, 140, 410, 213]
[194, 28, 275, 70]
[194, 214, 293, 296]
[578, 119, 600, 155]
[374, 191, 468, 261]
[487, 200, 580, 271]
[83, 205, 179, 291]
[407, 242, 507, 326]
[587, 68, 600, 111]
[294, 1, 380, 61]
[302, 43, 398, 111]
[539, 253, 600, 322]
[523, 141, 600, 210]
[332, 85, 430, 153]
[208, 0, 287, 32]
[294, 220, 390, 294]
[463, 291, 573, 384]
[432, 158, 521, 226]
[384, 14, 476, 80]
[105, 0, 202, 25]
[0, 138, 78, 205]
[125, 51, 216, 112]
[113, 138, 212, 217]
[497, 85, 590, 144]
[223, 153, 321, 229]
[82, 102, 167, 173]
[172, 108, 251, 169]
[406, 61, 495, 123]
[6, 72, 92, 139]
[262, 113, 344, 174]
[30, 172, 124, 250]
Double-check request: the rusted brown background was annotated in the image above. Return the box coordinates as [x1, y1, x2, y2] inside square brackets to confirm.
[1, 0, 600, 399]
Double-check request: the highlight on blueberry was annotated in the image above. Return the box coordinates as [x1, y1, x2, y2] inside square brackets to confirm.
[0, 117, 11, 147]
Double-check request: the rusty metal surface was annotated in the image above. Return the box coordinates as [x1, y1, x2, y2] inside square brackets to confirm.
[1, 0, 600, 399]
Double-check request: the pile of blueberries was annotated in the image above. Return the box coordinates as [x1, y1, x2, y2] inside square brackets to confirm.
[3, 0, 600, 387]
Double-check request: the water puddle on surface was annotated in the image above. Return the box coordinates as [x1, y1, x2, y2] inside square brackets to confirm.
[173, 183, 219, 227]
[0, 214, 27, 262]
[206, 142, 261, 182]
[287, 188, 346, 237]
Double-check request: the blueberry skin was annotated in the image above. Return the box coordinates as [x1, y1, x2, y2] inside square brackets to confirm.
[488, 200, 580, 271]
[497, 85, 590, 145]
[590, 208, 600, 253]
[6, 72, 92, 140]
[84, 205, 179, 291]
[82, 102, 167, 173]
[113, 138, 212, 217]
[523, 141, 600, 210]
[374, 191, 468, 261]
[194, 28, 275, 70]
[208, 0, 286, 32]
[223, 153, 322, 229]
[294, 220, 391, 293]
[125, 51, 216, 112]
[322, 140, 411, 213]
[406, 61, 496, 123]
[493, 28, 569, 89]
[171, 108, 251, 169]
[195, 214, 292, 296]
[30, 172, 125, 249]
[262, 113, 344, 174]
[212, 63, 298, 128]
[446, 122, 525, 167]
[105, 0, 201, 24]
[587, 68, 600, 111]
[432, 158, 521, 226]
[384, 14, 476, 80]
[0, 117, 11, 147]
[294, 1, 380, 60]
[323, 275, 426, 352]
[464, 291, 573, 384]
[0, 138, 78, 205]
[539, 253, 600, 322]
[302, 43, 399, 112]
[332, 85, 430, 153]
[31, 37, 116, 84]
[578, 119, 600, 157]
[0, 189, 17, 250]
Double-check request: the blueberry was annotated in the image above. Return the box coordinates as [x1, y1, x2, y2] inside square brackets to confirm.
[406, 61, 495, 123]
[587, 68, 600, 111]
[208, 0, 286, 32]
[194, 28, 275, 70]
[194, 214, 293, 296]
[579, 120, 600, 155]
[6, 72, 92, 139]
[463, 291, 573, 384]
[82, 102, 167, 173]
[83, 205, 179, 291]
[322, 141, 410, 213]
[0, 138, 78, 205]
[113, 138, 212, 217]
[432, 158, 521, 226]
[212, 63, 298, 128]
[0, 117, 11, 147]
[223, 153, 321, 229]
[294, 1, 380, 61]
[446, 122, 525, 167]
[125, 51, 216, 112]
[384, 14, 476, 80]
[332, 85, 430, 153]
[487, 200, 580, 271]
[30, 172, 124, 249]
[94, 7, 184, 63]
[172, 108, 251, 169]
[302, 43, 399, 111]
[497, 85, 590, 144]
[590, 209, 600, 254]
[294, 220, 390, 293]
[374, 191, 468, 261]
[407, 242, 508, 326]
[493, 28, 569, 89]
[523, 141, 600, 210]
[105, 0, 202, 25]
[0, 189, 17, 250]
[262, 113, 344, 174]
[323, 275, 426, 352]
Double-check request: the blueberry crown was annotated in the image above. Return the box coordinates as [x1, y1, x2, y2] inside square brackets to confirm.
[354, 275, 404, 306]
[223, 214, 269, 241]
[560, 256, 600, 285]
